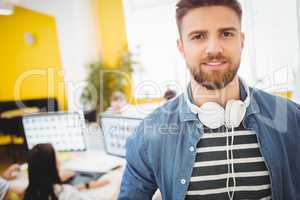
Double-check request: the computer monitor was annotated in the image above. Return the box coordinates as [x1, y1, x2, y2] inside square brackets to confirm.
[99, 114, 142, 157]
[22, 112, 86, 151]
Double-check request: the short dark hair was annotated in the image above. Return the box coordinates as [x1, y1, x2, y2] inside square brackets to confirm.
[163, 89, 177, 100]
[176, 0, 242, 32]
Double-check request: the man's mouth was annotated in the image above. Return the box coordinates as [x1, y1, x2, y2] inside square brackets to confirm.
[203, 60, 227, 68]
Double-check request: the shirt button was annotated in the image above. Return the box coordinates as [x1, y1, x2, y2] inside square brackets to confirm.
[180, 179, 186, 185]
[189, 146, 195, 152]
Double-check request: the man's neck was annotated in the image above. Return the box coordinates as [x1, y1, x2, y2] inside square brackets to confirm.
[191, 76, 240, 108]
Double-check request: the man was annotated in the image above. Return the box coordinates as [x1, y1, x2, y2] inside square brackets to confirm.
[0, 164, 22, 200]
[118, 0, 300, 200]
[163, 89, 177, 101]
[0, 177, 9, 200]
[105, 91, 128, 114]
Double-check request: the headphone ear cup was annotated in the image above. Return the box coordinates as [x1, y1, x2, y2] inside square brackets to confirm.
[225, 100, 247, 128]
[198, 102, 225, 129]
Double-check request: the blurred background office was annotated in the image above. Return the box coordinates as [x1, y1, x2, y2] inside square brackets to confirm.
[0, 0, 300, 199]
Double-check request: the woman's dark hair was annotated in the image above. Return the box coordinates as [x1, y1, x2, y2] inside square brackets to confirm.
[24, 143, 62, 200]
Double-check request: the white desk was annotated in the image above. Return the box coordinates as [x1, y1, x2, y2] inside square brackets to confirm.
[11, 116, 163, 199]
[9, 150, 125, 200]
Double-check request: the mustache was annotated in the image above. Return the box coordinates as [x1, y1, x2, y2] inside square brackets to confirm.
[201, 54, 228, 63]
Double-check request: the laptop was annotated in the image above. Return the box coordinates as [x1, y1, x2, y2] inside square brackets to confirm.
[99, 114, 142, 157]
[22, 112, 107, 185]
[64, 170, 105, 185]
[22, 112, 87, 151]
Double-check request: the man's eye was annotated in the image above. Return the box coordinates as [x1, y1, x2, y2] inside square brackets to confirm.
[192, 34, 204, 40]
[222, 32, 234, 37]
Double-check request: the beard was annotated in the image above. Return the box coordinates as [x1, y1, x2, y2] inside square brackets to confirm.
[188, 54, 240, 90]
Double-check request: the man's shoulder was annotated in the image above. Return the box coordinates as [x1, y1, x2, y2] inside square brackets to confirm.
[143, 95, 182, 126]
[133, 95, 182, 140]
[251, 87, 300, 111]
[251, 87, 300, 129]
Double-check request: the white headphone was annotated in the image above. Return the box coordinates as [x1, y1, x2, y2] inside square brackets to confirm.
[185, 78, 250, 129]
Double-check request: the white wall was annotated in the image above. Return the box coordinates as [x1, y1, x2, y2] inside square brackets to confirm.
[294, 0, 300, 103]
[17, 0, 101, 111]
[240, 0, 298, 93]
[123, 0, 188, 99]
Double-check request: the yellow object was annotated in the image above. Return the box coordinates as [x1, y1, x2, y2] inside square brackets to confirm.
[0, 7, 67, 110]
[9, 192, 21, 200]
[134, 98, 164, 105]
[0, 134, 24, 146]
[12, 136, 24, 145]
[0, 107, 39, 119]
[93, 0, 128, 67]
[275, 91, 292, 99]
[0, 134, 12, 145]
[92, 0, 133, 99]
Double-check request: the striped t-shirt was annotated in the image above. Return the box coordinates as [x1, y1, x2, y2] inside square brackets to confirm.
[185, 125, 271, 200]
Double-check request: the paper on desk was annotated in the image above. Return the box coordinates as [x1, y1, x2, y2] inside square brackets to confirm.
[62, 151, 124, 172]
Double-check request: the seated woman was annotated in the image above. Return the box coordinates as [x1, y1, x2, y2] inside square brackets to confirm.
[24, 143, 108, 200]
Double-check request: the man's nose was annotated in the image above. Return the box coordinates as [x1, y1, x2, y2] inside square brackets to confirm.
[205, 37, 223, 56]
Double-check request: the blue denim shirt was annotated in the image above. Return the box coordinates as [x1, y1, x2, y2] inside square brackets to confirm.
[118, 86, 300, 200]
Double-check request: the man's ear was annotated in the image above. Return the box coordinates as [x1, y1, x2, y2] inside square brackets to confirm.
[177, 38, 185, 58]
[240, 32, 245, 49]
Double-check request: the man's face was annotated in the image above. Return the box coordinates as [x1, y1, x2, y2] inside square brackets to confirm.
[177, 6, 244, 90]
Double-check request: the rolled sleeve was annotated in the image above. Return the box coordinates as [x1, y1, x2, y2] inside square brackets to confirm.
[0, 177, 9, 200]
[118, 124, 157, 200]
